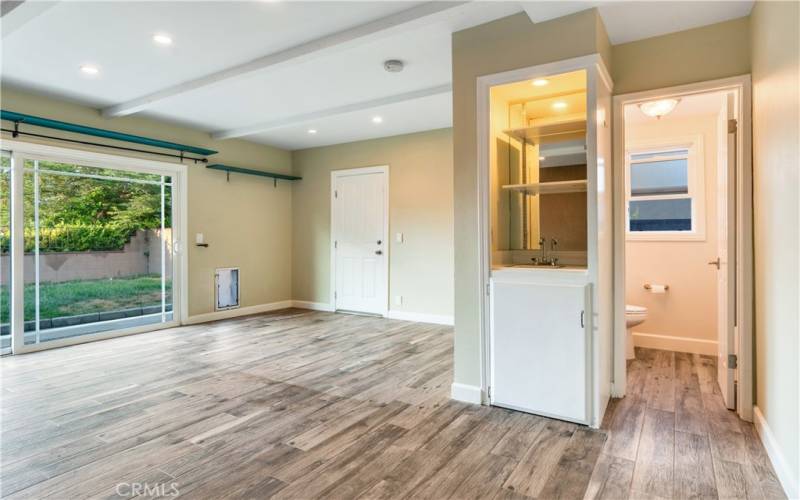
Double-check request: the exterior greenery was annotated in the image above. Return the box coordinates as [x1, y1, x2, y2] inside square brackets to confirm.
[0, 274, 170, 323]
[0, 159, 170, 252]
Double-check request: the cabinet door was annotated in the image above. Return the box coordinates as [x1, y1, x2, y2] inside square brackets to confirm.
[490, 281, 591, 423]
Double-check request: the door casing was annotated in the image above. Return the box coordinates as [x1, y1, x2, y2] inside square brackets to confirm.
[329, 165, 389, 316]
[611, 75, 754, 421]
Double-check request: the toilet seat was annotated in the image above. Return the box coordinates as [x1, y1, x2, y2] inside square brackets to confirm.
[626, 304, 647, 315]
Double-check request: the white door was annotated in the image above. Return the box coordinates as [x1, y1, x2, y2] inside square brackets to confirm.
[716, 93, 737, 409]
[490, 280, 591, 424]
[332, 168, 388, 315]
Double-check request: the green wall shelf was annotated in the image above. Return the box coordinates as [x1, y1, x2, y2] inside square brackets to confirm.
[206, 164, 301, 183]
[1, 109, 218, 157]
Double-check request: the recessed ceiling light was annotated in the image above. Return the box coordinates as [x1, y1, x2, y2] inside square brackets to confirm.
[307, 129, 317, 134]
[638, 98, 680, 119]
[532, 79, 549, 87]
[552, 101, 568, 110]
[80, 64, 99, 75]
[372, 116, 383, 124]
[153, 33, 173, 46]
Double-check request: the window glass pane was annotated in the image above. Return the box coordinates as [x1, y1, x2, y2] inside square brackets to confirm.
[28, 161, 168, 184]
[630, 148, 688, 161]
[22, 159, 173, 346]
[629, 198, 692, 232]
[630, 158, 688, 196]
[1, 154, 10, 353]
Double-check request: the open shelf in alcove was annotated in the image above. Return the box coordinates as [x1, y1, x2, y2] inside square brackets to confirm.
[502, 117, 587, 143]
[501, 179, 588, 195]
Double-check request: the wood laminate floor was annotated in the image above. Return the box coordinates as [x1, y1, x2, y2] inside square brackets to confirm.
[0, 309, 786, 499]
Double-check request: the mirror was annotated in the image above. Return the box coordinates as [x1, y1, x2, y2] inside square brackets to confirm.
[490, 70, 589, 266]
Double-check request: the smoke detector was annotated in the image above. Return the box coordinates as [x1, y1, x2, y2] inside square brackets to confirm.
[383, 60, 404, 73]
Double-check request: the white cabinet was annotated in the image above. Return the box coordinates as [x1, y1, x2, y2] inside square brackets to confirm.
[490, 276, 592, 424]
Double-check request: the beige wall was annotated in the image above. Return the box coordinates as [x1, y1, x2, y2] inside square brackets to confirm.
[751, 1, 800, 494]
[625, 114, 720, 350]
[0, 87, 293, 317]
[291, 128, 454, 318]
[612, 17, 751, 95]
[452, 9, 609, 386]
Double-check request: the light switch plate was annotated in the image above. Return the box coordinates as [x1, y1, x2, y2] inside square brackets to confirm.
[396, 232, 403, 243]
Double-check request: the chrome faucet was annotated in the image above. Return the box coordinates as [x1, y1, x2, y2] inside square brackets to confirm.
[531, 236, 560, 266]
[550, 238, 559, 266]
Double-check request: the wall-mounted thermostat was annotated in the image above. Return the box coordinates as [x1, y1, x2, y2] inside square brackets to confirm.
[215, 267, 240, 311]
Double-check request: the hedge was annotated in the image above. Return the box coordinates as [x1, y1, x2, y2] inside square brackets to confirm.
[0, 224, 136, 253]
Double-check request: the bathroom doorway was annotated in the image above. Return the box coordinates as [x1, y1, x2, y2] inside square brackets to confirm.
[612, 76, 753, 421]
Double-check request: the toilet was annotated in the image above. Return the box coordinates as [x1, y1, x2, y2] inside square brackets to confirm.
[625, 305, 648, 360]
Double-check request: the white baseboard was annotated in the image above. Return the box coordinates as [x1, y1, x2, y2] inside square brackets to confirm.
[292, 300, 335, 312]
[753, 406, 798, 499]
[450, 382, 483, 404]
[187, 301, 451, 325]
[386, 310, 454, 325]
[633, 331, 718, 356]
[185, 300, 293, 325]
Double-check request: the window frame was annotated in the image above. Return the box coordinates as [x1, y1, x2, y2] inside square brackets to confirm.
[625, 134, 705, 241]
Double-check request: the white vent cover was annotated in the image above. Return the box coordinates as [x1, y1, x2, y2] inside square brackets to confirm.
[215, 267, 240, 310]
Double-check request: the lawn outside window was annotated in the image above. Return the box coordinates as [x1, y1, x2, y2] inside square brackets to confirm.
[625, 134, 705, 241]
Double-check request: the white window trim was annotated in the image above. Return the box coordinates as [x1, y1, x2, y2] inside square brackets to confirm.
[625, 134, 705, 241]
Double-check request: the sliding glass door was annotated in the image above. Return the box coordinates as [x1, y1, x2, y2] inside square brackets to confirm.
[1, 153, 11, 354]
[1, 143, 184, 353]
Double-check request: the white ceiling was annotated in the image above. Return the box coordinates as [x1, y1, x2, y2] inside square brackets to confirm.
[1, 1, 753, 151]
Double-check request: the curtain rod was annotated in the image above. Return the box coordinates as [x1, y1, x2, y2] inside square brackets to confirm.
[1, 109, 217, 161]
[1, 128, 209, 164]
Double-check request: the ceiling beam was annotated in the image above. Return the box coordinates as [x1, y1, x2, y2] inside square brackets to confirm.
[102, 1, 468, 118]
[211, 84, 452, 140]
[2, 1, 59, 39]
[520, 1, 598, 24]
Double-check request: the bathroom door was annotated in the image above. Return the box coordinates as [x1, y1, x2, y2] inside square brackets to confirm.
[331, 167, 388, 316]
[716, 93, 737, 410]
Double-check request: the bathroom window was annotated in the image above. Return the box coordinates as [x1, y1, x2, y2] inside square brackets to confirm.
[625, 136, 705, 240]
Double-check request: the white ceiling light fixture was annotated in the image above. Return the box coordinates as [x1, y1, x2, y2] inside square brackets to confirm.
[552, 101, 568, 110]
[153, 33, 173, 46]
[372, 116, 383, 124]
[79, 64, 99, 75]
[638, 98, 680, 119]
[307, 129, 317, 134]
[532, 79, 549, 87]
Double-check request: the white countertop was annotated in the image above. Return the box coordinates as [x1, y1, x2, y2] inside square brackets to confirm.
[491, 264, 589, 284]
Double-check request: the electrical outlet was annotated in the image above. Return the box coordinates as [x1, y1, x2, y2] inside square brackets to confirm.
[396, 232, 404, 243]
[395, 295, 403, 306]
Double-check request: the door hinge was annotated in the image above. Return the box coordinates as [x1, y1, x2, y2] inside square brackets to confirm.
[728, 353, 738, 369]
[334, 240, 337, 249]
[334, 291, 337, 299]
[334, 190, 338, 198]
[487, 386, 491, 400]
[486, 283, 490, 296]
[728, 119, 738, 134]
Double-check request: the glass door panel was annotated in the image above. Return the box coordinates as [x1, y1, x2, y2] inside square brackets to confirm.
[0, 153, 10, 354]
[21, 158, 175, 346]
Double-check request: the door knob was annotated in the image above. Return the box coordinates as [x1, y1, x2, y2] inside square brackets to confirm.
[708, 257, 721, 269]
[375, 250, 383, 255]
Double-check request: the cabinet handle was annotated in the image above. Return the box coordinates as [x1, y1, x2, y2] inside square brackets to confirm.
[581, 310, 585, 328]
